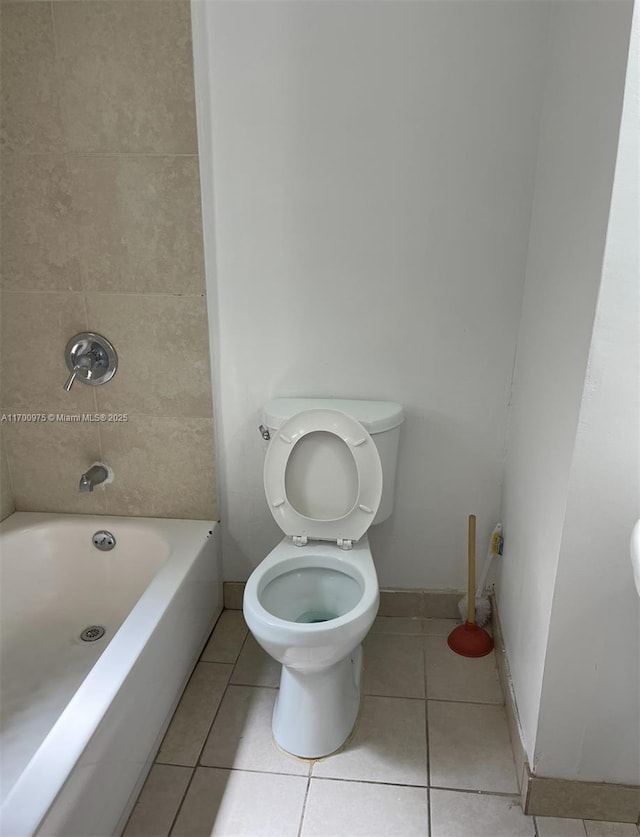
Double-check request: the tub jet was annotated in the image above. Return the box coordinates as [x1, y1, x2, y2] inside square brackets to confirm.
[80, 626, 105, 642]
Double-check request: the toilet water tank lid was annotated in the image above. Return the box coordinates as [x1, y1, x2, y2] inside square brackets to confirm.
[263, 398, 404, 435]
[263, 408, 383, 545]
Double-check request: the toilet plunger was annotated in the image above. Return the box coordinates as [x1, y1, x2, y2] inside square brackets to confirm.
[447, 515, 494, 658]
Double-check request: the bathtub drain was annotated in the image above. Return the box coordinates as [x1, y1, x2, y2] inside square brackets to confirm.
[80, 625, 106, 642]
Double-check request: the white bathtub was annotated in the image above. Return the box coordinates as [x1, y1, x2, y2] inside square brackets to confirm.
[0, 512, 222, 837]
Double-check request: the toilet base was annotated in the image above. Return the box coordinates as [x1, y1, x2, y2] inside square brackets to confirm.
[272, 645, 363, 759]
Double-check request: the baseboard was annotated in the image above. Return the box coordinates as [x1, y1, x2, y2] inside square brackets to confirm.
[492, 595, 640, 824]
[490, 594, 530, 798]
[223, 582, 462, 619]
[223, 581, 245, 610]
[522, 769, 640, 823]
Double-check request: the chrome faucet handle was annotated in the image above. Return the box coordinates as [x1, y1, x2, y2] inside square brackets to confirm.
[63, 354, 93, 391]
[64, 332, 117, 391]
[64, 366, 80, 391]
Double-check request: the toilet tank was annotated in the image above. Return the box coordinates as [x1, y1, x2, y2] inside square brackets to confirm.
[262, 398, 404, 525]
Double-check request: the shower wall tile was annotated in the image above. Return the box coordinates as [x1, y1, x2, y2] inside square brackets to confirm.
[52, 1, 197, 153]
[0, 1, 217, 521]
[70, 155, 205, 295]
[0, 292, 95, 413]
[100, 416, 217, 519]
[85, 293, 213, 418]
[1, 154, 81, 292]
[0, 2, 65, 152]
[3, 419, 106, 514]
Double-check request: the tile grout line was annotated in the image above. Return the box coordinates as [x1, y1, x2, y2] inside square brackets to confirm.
[296, 775, 312, 837]
[0, 288, 206, 299]
[429, 785, 530, 799]
[192, 629, 253, 770]
[364, 693, 503, 707]
[425, 641, 433, 837]
[148, 612, 544, 833]
[164, 764, 197, 837]
[155, 760, 532, 798]
[146, 617, 244, 834]
[2, 150, 200, 158]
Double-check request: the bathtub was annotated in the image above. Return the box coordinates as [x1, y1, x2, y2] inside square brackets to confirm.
[0, 512, 222, 837]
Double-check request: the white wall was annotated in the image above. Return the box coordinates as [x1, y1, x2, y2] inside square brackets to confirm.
[194, 0, 551, 586]
[497, 1, 634, 768]
[533, 6, 639, 785]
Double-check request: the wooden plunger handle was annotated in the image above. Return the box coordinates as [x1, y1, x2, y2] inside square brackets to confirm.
[468, 514, 476, 626]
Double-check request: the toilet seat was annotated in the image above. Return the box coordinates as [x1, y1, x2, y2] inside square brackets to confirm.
[263, 409, 382, 548]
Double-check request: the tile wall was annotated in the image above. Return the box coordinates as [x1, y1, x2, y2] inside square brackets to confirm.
[0, 0, 217, 521]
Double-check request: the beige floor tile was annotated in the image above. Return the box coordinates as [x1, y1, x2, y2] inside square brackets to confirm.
[156, 662, 232, 767]
[536, 817, 587, 837]
[200, 611, 248, 665]
[171, 767, 308, 837]
[363, 633, 425, 698]
[301, 777, 429, 836]
[312, 695, 427, 786]
[370, 616, 422, 635]
[429, 701, 518, 793]
[123, 764, 192, 837]
[230, 634, 281, 688]
[584, 822, 639, 836]
[430, 789, 535, 837]
[422, 618, 459, 637]
[200, 685, 309, 776]
[425, 636, 503, 703]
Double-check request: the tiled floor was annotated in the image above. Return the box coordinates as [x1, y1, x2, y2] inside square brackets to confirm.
[124, 611, 640, 837]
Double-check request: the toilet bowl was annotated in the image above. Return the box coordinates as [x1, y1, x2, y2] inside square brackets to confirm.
[243, 398, 403, 759]
[244, 537, 379, 758]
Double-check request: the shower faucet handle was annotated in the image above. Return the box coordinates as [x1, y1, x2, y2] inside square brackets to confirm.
[63, 332, 118, 391]
[63, 365, 81, 392]
[63, 354, 94, 391]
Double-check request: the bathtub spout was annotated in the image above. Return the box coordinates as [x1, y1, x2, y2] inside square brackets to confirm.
[79, 464, 109, 493]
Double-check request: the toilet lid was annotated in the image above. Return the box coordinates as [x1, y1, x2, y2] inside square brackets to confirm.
[263, 409, 383, 546]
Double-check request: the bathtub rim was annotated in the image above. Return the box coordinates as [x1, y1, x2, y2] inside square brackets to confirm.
[0, 511, 218, 836]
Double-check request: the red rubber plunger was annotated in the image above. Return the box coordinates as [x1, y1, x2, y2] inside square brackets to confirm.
[448, 515, 494, 658]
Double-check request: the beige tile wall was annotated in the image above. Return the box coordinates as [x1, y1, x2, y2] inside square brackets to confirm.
[0, 0, 217, 522]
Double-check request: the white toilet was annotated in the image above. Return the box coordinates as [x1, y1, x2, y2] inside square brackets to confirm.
[243, 397, 404, 758]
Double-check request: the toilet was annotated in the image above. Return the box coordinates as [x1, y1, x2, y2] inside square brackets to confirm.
[243, 397, 404, 758]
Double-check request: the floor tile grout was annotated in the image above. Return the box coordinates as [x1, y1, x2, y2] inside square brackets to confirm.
[135, 610, 605, 835]
[424, 640, 432, 837]
[296, 776, 312, 837]
[181, 764, 531, 797]
[166, 764, 196, 837]
[429, 785, 525, 798]
[152, 621, 252, 833]
[193, 631, 251, 769]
